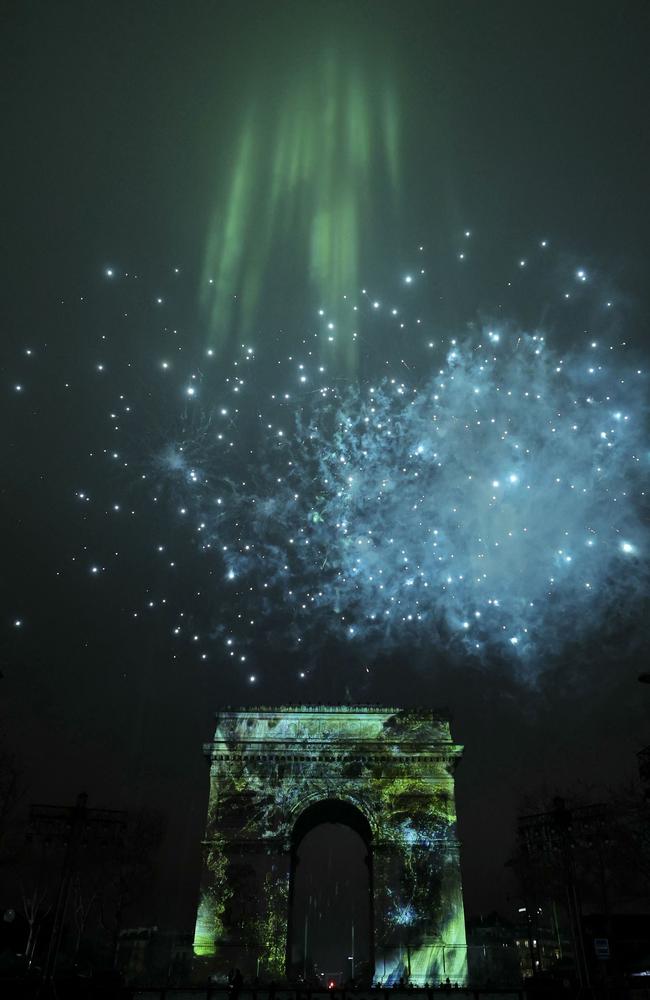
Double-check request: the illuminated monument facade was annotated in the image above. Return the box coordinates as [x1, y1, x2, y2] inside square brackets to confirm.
[193, 706, 467, 985]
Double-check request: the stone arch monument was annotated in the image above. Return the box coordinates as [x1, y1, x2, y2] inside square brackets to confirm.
[193, 706, 467, 985]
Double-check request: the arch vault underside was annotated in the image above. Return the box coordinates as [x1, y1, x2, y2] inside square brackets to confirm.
[193, 705, 467, 985]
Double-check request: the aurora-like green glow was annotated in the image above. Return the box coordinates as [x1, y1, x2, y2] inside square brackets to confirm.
[192, 706, 468, 986]
[202, 44, 401, 370]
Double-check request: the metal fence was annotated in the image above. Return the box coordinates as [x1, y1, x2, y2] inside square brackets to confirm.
[5, 985, 650, 1000]
[132, 991, 526, 1000]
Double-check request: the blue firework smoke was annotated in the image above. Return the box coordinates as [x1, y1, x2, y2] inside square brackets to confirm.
[157, 328, 648, 668]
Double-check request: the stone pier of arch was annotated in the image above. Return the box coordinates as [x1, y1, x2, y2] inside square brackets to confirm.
[193, 706, 467, 986]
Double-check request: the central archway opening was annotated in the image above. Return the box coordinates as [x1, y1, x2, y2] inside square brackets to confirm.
[288, 800, 373, 986]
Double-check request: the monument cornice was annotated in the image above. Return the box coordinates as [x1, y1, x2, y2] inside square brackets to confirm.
[203, 744, 462, 763]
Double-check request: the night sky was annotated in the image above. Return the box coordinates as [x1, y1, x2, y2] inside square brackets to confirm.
[2, 0, 650, 935]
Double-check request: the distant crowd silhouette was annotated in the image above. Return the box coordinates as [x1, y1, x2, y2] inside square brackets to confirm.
[223, 969, 462, 996]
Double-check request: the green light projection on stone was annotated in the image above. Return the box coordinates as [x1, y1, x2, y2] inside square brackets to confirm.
[193, 706, 468, 986]
[201, 45, 401, 370]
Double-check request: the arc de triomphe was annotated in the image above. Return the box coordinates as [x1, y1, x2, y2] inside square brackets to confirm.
[193, 705, 467, 986]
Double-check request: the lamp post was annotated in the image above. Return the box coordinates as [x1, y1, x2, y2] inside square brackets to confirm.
[637, 674, 650, 794]
[518, 798, 610, 989]
[29, 792, 126, 982]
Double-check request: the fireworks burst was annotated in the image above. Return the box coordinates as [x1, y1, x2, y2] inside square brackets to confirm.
[157, 327, 647, 668]
[13, 237, 646, 684]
